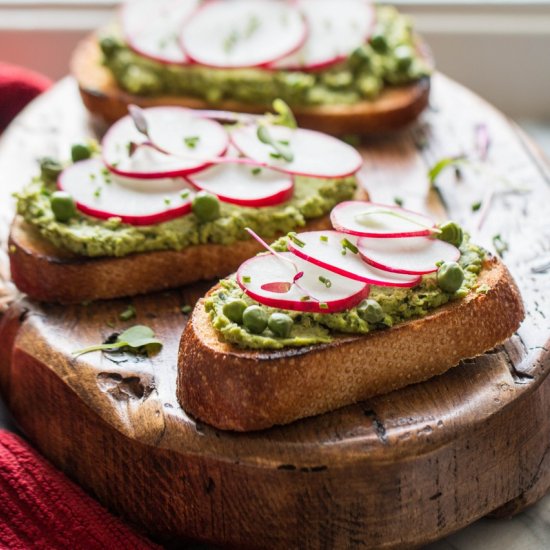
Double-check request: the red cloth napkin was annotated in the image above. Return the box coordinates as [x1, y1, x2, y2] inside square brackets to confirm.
[0, 62, 52, 131]
[0, 430, 159, 549]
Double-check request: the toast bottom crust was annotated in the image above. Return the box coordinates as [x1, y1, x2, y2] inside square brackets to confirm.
[177, 257, 525, 431]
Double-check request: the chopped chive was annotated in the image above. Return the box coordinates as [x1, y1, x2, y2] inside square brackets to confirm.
[319, 302, 329, 310]
[119, 304, 136, 321]
[393, 196, 404, 207]
[288, 232, 305, 248]
[318, 276, 332, 288]
[242, 275, 251, 283]
[278, 139, 290, 146]
[164, 197, 171, 205]
[341, 238, 358, 254]
[300, 296, 310, 302]
[89, 173, 96, 181]
[341, 250, 347, 256]
[269, 152, 282, 159]
[93, 187, 102, 198]
[251, 167, 262, 176]
[471, 200, 482, 212]
[180, 190, 190, 199]
[184, 136, 200, 149]
[320, 235, 328, 242]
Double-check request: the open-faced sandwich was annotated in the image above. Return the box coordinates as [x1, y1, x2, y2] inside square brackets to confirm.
[9, 102, 365, 303]
[73, 0, 432, 133]
[178, 201, 525, 431]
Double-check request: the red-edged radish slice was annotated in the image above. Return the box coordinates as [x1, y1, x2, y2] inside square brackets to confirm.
[272, 0, 375, 71]
[357, 236, 460, 275]
[187, 163, 293, 207]
[121, 0, 199, 64]
[331, 201, 437, 238]
[102, 107, 229, 179]
[231, 124, 363, 178]
[180, 0, 307, 68]
[287, 231, 421, 287]
[58, 158, 195, 225]
[237, 252, 370, 313]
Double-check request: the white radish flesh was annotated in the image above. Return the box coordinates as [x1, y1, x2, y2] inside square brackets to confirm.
[237, 252, 370, 313]
[357, 236, 460, 275]
[122, 0, 199, 64]
[58, 158, 195, 225]
[102, 107, 229, 179]
[331, 201, 437, 238]
[180, 0, 307, 68]
[231, 124, 363, 178]
[287, 231, 421, 287]
[187, 162, 294, 207]
[273, 0, 375, 71]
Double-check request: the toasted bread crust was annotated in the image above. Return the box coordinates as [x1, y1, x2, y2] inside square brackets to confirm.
[177, 257, 525, 431]
[8, 214, 334, 303]
[72, 34, 431, 134]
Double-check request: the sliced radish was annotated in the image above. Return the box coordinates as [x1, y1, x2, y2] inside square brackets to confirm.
[237, 252, 370, 313]
[180, 0, 307, 68]
[102, 106, 229, 180]
[187, 162, 294, 207]
[58, 158, 195, 225]
[272, 0, 375, 71]
[121, 0, 199, 64]
[331, 201, 437, 238]
[231, 124, 363, 178]
[287, 231, 421, 287]
[357, 236, 460, 275]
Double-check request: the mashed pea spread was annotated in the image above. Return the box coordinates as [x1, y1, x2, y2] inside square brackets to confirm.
[16, 173, 356, 257]
[100, 7, 431, 105]
[206, 237, 486, 349]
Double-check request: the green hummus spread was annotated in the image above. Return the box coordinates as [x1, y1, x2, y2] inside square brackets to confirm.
[205, 236, 486, 349]
[16, 171, 356, 257]
[100, 6, 431, 105]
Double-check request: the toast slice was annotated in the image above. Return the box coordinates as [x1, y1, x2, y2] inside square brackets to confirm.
[8, 213, 333, 303]
[71, 34, 431, 134]
[177, 256, 524, 431]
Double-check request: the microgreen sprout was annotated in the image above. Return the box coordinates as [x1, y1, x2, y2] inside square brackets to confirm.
[257, 124, 294, 162]
[72, 325, 162, 358]
[341, 238, 359, 255]
[319, 276, 332, 288]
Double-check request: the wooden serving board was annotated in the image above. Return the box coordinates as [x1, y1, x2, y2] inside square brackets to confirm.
[0, 75, 550, 549]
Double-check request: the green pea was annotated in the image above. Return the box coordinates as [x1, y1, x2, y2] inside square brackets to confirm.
[223, 299, 247, 324]
[437, 221, 464, 247]
[39, 157, 63, 183]
[268, 313, 294, 338]
[394, 45, 413, 71]
[370, 32, 387, 53]
[357, 299, 384, 324]
[99, 36, 119, 57]
[192, 191, 220, 222]
[71, 143, 92, 163]
[437, 262, 464, 293]
[242, 305, 268, 334]
[50, 191, 77, 223]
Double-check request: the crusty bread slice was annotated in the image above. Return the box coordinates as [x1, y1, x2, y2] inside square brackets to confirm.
[177, 256, 524, 431]
[71, 34, 431, 134]
[8, 213, 333, 303]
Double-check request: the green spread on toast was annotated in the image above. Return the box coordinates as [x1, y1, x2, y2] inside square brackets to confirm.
[15, 171, 356, 258]
[100, 7, 431, 105]
[205, 237, 486, 349]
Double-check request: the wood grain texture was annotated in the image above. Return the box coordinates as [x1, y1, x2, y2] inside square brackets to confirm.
[71, 34, 431, 134]
[0, 75, 549, 548]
